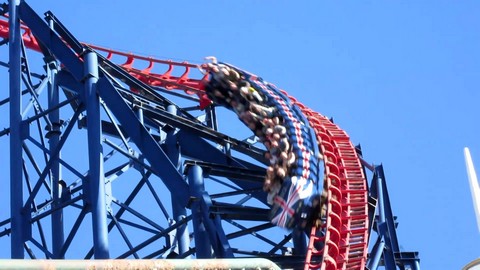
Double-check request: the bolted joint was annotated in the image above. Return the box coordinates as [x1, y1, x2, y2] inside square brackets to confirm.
[43, 55, 58, 69]
[45, 121, 64, 139]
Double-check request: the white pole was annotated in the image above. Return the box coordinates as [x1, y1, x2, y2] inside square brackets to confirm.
[464, 147, 480, 233]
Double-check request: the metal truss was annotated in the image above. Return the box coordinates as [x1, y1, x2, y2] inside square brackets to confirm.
[357, 146, 421, 270]
[0, 1, 307, 268]
[0, 1, 421, 269]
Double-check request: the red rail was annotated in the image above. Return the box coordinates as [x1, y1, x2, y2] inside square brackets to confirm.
[0, 17, 41, 51]
[0, 18, 369, 269]
[87, 44, 212, 108]
[297, 103, 369, 270]
[0, 18, 213, 108]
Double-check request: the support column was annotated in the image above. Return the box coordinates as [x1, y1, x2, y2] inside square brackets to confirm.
[47, 20, 64, 259]
[375, 171, 388, 269]
[205, 106, 218, 131]
[413, 259, 421, 270]
[9, 0, 25, 259]
[372, 165, 399, 270]
[167, 105, 190, 257]
[187, 165, 211, 258]
[84, 51, 109, 259]
[377, 173, 385, 225]
[135, 103, 143, 124]
[366, 238, 385, 269]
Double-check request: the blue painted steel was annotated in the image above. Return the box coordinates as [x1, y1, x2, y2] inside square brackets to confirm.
[374, 167, 395, 269]
[2, 2, 421, 265]
[136, 106, 144, 124]
[46, 19, 64, 257]
[84, 173, 152, 259]
[205, 106, 218, 130]
[23, 105, 84, 213]
[134, 105, 266, 161]
[177, 129, 265, 171]
[57, 70, 84, 98]
[43, 11, 83, 55]
[187, 165, 212, 258]
[21, 77, 49, 119]
[176, 130, 267, 204]
[376, 166, 399, 270]
[379, 169, 401, 251]
[414, 259, 421, 270]
[367, 237, 385, 270]
[166, 105, 190, 257]
[18, 2, 84, 81]
[367, 165, 421, 269]
[84, 51, 110, 259]
[96, 78, 189, 205]
[200, 193, 233, 258]
[59, 207, 88, 258]
[376, 170, 386, 225]
[9, 0, 26, 259]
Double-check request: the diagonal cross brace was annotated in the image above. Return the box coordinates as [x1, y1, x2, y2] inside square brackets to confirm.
[96, 77, 189, 205]
[18, 1, 189, 206]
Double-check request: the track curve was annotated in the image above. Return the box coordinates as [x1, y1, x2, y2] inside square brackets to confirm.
[198, 61, 369, 269]
[289, 95, 369, 270]
[0, 15, 369, 269]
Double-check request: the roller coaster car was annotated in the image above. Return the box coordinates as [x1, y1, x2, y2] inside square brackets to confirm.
[203, 60, 322, 232]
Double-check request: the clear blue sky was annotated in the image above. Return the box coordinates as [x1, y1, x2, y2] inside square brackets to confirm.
[14, 1, 480, 269]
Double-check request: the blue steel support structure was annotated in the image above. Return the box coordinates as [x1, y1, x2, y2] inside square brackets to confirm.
[0, 1, 297, 264]
[166, 105, 190, 257]
[46, 28, 64, 258]
[0, 2, 420, 269]
[9, 0, 25, 259]
[84, 51, 110, 259]
[187, 164, 212, 258]
[365, 163, 421, 270]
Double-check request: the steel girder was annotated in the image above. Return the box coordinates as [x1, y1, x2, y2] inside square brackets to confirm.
[0, 1, 307, 267]
[364, 162, 421, 270]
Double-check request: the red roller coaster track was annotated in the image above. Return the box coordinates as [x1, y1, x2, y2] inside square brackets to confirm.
[0, 17, 369, 270]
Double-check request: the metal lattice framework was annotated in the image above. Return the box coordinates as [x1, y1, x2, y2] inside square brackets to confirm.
[0, 1, 420, 269]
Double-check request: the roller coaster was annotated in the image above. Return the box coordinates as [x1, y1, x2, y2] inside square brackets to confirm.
[0, 1, 420, 269]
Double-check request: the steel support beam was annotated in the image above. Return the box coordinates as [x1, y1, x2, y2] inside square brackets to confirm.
[187, 165, 212, 258]
[366, 236, 385, 269]
[177, 130, 267, 203]
[84, 51, 109, 259]
[376, 165, 400, 270]
[9, 0, 26, 259]
[166, 105, 190, 257]
[200, 194, 233, 258]
[46, 19, 64, 258]
[205, 106, 218, 130]
[96, 78, 189, 205]
[18, 2, 83, 81]
[366, 165, 421, 270]
[413, 259, 421, 270]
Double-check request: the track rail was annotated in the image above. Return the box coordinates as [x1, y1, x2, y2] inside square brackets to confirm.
[0, 18, 212, 107]
[0, 17, 369, 269]
[289, 95, 369, 269]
